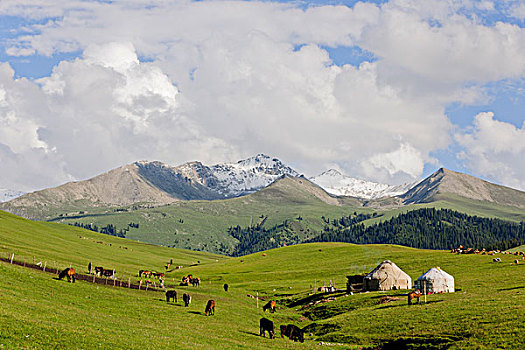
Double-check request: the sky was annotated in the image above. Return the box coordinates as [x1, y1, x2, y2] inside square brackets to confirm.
[1, 0, 525, 192]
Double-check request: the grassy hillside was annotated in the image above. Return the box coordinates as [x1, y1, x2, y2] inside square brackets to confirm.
[1, 212, 524, 349]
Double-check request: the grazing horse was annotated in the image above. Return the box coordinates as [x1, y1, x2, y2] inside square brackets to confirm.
[191, 277, 200, 287]
[280, 325, 289, 338]
[139, 270, 152, 278]
[408, 289, 422, 305]
[152, 272, 165, 279]
[263, 300, 276, 313]
[259, 318, 275, 339]
[205, 300, 215, 316]
[286, 325, 304, 343]
[94, 266, 104, 276]
[166, 290, 177, 303]
[102, 269, 114, 278]
[58, 268, 76, 283]
[223, 283, 229, 292]
[183, 293, 191, 307]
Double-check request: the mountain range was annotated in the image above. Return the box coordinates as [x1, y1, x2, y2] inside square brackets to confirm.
[0, 189, 25, 203]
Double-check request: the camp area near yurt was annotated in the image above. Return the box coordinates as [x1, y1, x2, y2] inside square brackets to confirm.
[0, 212, 524, 349]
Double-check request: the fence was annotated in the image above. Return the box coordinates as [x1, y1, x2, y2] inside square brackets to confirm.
[0, 251, 162, 293]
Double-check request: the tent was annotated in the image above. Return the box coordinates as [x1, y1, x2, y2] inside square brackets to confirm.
[415, 267, 454, 293]
[363, 260, 412, 291]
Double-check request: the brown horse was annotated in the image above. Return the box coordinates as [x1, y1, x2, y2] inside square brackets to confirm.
[166, 290, 177, 303]
[205, 300, 215, 316]
[58, 268, 76, 283]
[408, 289, 422, 305]
[191, 277, 200, 287]
[183, 293, 191, 307]
[152, 272, 165, 279]
[263, 300, 276, 313]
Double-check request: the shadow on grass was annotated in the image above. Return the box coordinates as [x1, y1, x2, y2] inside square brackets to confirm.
[376, 300, 443, 310]
[239, 330, 260, 337]
[498, 286, 524, 291]
[188, 311, 203, 315]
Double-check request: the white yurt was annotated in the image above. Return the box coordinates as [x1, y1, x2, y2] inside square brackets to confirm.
[415, 267, 455, 293]
[363, 260, 412, 291]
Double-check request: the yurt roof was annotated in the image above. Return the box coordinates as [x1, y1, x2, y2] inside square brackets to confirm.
[365, 260, 410, 279]
[417, 267, 454, 281]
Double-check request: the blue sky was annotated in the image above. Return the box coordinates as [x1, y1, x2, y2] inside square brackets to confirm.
[1, 0, 525, 192]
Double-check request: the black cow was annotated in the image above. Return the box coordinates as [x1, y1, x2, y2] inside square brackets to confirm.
[166, 290, 177, 303]
[223, 283, 229, 292]
[259, 318, 275, 339]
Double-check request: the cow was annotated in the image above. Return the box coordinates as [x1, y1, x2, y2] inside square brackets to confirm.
[259, 318, 275, 339]
[94, 266, 104, 276]
[191, 277, 200, 287]
[205, 300, 215, 316]
[166, 290, 177, 303]
[263, 300, 276, 313]
[102, 269, 115, 278]
[224, 283, 229, 292]
[183, 293, 192, 307]
[280, 325, 289, 338]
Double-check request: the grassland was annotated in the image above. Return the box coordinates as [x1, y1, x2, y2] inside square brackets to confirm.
[1, 210, 524, 349]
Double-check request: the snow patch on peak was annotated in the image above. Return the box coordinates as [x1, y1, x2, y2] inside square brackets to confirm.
[310, 171, 416, 199]
[0, 188, 25, 202]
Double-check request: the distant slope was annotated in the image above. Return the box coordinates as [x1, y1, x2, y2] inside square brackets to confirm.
[52, 176, 367, 254]
[0, 210, 225, 277]
[401, 168, 525, 208]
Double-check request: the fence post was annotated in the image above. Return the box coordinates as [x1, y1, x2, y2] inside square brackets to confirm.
[10, 253, 14, 264]
[93, 274, 95, 283]
[43, 261, 46, 272]
[256, 291, 259, 309]
[128, 277, 131, 288]
[23, 256, 26, 267]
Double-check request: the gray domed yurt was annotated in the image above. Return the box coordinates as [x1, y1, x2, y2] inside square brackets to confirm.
[415, 267, 454, 293]
[363, 260, 412, 291]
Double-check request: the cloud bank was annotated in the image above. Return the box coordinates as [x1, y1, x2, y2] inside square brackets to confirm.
[1, 0, 525, 191]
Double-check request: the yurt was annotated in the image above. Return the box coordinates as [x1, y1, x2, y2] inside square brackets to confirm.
[363, 260, 412, 291]
[415, 267, 454, 293]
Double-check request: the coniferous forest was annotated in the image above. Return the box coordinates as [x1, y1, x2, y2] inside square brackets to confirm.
[229, 208, 525, 256]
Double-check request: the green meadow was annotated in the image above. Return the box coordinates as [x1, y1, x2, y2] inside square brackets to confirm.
[1, 210, 524, 349]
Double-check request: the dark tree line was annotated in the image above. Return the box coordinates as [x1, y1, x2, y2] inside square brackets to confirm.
[308, 208, 525, 251]
[69, 221, 140, 238]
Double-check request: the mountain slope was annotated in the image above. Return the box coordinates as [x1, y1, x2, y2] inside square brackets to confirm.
[401, 168, 525, 208]
[310, 169, 415, 199]
[0, 154, 300, 220]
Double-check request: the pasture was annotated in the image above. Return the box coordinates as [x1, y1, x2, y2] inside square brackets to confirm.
[1, 210, 524, 349]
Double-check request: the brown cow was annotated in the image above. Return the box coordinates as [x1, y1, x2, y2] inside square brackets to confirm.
[408, 289, 422, 305]
[205, 300, 215, 316]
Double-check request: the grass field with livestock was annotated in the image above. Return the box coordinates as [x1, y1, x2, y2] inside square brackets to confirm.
[1, 210, 524, 349]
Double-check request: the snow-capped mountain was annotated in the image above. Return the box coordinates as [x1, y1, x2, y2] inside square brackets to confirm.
[0, 189, 25, 202]
[310, 169, 416, 199]
[173, 154, 300, 197]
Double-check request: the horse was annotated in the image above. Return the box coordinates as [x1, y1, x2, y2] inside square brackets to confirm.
[408, 289, 422, 305]
[183, 293, 191, 307]
[58, 268, 76, 283]
[205, 300, 215, 316]
[280, 325, 289, 338]
[263, 300, 276, 313]
[139, 270, 152, 278]
[191, 277, 200, 287]
[223, 283, 229, 292]
[152, 272, 165, 279]
[166, 290, 177, 303]
[286, 325, 304, 343]
[259, 318, 275, 339]
[102, 269, 114, 278]
[94, 266, 104, 276]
